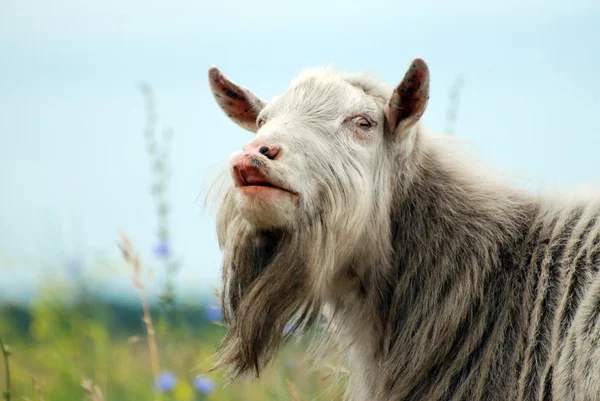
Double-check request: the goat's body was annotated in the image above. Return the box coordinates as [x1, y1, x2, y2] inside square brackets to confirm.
[334, 131, 600, 401]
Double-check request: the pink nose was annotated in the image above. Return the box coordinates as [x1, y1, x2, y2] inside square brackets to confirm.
[242, 142, 281, 160]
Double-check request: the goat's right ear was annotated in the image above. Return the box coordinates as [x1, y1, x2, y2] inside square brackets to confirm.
[208, 67, 266, 134]
[384, 58, 430, 138]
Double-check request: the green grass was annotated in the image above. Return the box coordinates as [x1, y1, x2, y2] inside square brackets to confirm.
[0, 283, 345, 401]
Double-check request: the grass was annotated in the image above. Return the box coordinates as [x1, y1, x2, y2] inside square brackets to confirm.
[0, 232, 345, 401]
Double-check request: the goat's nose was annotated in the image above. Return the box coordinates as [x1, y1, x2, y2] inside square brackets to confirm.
[243, 143, 281, 160]
[258, 145, 280, 159]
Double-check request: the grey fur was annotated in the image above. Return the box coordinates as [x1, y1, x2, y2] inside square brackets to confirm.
[206, 59, 600, 401]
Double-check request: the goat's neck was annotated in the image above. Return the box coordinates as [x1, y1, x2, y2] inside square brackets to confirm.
[331, 134, 537, 397]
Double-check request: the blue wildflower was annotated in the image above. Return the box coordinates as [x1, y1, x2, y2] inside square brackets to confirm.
[154, 371, 177, 393]
[153, 239, 170, 259]
[204, 303, 223, 322]
[193, 375, 215, 394]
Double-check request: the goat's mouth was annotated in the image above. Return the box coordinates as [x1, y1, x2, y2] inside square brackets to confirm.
[233, 165, 300, 201]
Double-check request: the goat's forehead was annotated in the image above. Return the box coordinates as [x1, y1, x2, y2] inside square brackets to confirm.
[265, 68, 390, 117]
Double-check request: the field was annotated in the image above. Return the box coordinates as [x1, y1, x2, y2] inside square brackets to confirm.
[0, 276, 345, 401]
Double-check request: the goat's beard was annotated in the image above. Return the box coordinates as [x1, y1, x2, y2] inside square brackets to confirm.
[214, 191, 328, 379]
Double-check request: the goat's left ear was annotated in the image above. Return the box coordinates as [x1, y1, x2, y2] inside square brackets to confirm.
[384, 58, 430, 138]
[208, 67, 267, 133]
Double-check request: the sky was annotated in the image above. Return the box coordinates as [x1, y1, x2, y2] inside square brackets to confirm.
[1, 0, 599, 304]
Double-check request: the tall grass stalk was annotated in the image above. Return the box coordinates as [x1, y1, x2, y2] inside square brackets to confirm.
[81, 379, 104, 401]
[138, 83, 180, 319]
[118, 230, 162, 401]
[0, 332, 11, 401]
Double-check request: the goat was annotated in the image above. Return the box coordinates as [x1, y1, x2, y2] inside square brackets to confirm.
[206, 58, 600, 401]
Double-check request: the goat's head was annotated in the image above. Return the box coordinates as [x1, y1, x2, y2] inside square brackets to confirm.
[208, 58, 430, 377]
[209, 58, 429, 232]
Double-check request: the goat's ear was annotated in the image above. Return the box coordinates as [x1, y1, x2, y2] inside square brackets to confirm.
[208, 67, 267, 133]
[384, 58, 430, 138]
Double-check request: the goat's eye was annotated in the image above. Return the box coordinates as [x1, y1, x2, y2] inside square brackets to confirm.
[257, 118, 266, 128]
[352, 116, 372, 129]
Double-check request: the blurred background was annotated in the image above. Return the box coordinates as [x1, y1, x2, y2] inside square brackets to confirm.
[1, 0, 599, 400]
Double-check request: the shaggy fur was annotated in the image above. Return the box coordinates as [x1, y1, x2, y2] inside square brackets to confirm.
[206, 59, 600, 401]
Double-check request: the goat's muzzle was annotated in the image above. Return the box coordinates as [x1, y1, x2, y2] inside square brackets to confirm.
[230, 151, 300, 203]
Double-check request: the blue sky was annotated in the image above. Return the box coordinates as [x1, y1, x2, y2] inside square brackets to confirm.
[1, 0, 599, 304]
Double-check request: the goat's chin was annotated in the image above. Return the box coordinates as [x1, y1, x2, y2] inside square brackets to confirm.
[233, 188, 297, 228]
